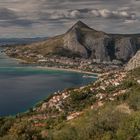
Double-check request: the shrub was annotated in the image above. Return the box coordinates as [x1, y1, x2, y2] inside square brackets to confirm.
[117, 113, 140, 140]
[70, 91, 89, 102]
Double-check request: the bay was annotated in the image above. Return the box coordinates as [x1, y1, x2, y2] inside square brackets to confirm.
[0, 48, 96, 116]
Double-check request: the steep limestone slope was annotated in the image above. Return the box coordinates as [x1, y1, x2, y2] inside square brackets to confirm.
[114, 37, 138, 62]
[125, 50, 140, 70]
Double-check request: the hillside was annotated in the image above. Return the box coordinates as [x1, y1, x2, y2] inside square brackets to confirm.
[0, 68, 140, 140]
[125, 50, 140, 70]
[6, 21, 140, 65]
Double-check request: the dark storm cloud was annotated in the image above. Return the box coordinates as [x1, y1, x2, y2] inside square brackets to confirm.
[11, 19, 36, 27]
[0, 8, 17, 20]
[0, 7, 37, 27]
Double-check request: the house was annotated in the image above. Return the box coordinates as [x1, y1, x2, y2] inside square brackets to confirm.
[96, 93, 107, 100]
[67, 112, 82, 121]
[137, 80, 140, 84]
[41, 103, 48, 111]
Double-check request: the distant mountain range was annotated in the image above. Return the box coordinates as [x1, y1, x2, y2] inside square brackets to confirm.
[0, 37, 48, 46]
[5, 21, 140, 69]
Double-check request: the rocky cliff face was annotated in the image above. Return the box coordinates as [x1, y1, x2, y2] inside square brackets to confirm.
[125, 50, 140, 70]
[114, 37, 139, 62]
[63, 21, 111, 62]
[6, 21, 140, 64]
[63, 21, 140, 63]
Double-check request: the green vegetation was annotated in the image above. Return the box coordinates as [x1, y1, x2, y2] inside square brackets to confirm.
[0, 68, 140, 140]
[48, 71, 140, 139]
[48, 105, 140, 140]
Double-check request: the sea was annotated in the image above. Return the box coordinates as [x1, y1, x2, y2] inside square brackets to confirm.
[0, 47, 97, 116]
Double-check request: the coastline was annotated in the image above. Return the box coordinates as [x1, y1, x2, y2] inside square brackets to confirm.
[5, 53, 100, 76]
[13, 57, 100, 76]
[36, 66, 100, 76]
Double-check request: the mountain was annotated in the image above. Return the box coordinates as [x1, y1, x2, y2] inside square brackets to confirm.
[125, 50, 140, 70]
[63, 21, 140, 63]
[6, 21, 140, 64]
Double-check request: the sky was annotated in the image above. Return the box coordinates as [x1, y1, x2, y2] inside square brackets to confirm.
[0, 0, 140, 38]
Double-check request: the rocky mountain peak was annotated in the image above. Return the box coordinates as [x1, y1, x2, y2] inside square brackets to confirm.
[66, 20, 94, 33]
[73, 20, 90, 28]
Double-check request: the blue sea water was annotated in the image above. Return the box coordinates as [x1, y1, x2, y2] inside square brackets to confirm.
[0, 48, 97, 116]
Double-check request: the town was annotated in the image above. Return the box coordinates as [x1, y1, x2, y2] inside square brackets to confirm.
[5, 48, 122, 73]
[25, 69, 129, 131]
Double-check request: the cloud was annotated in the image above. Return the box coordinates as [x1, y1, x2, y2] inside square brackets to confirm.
[0, 7, 37, 27]
[91, 9, 137, 20]
[0, 0, 140, 37]
[49, 10, 82, 19]
[124, 19, 139, 24]
[0, 8, 18, 20]
[70, 10, 81, 18]
[38, 8, 137, 22]
[0, 19, 37, 27]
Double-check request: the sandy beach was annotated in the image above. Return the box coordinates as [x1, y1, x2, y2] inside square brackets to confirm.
[5, 53, 99, 77]
[36, 66, 99, 76]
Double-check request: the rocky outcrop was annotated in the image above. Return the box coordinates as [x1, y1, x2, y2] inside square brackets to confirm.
[63, 21, 140, 63]
[114, 37, 138, 62]
[125, 50, 140, 71]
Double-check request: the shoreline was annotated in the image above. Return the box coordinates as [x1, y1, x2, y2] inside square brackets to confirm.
[13, 57, 100, 76]
[36, 66, 100, 76]
[0, 53, 100, 117]
[4, 53, 100, 76]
